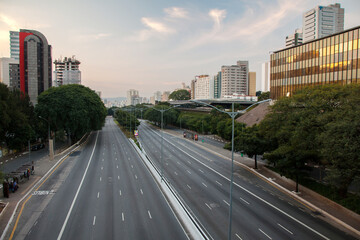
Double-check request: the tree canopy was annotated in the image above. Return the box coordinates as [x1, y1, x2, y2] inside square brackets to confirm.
[169, 89, 191, 100]
[35, 84, 107, 142]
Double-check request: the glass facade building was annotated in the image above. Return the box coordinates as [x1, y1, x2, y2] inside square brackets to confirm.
[270, 26, 360, 99]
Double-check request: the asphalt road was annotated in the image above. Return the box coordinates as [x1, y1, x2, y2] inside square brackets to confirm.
[10, 117, 188, 240]
[138, 121, 355, 240]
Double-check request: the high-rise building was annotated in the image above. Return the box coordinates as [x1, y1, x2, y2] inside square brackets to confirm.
[127, 89, 139, 106]
[10, 31, 20, 60]
[154, 91, 162, 102]
[190, 79, 195, 99]
[53, 56, 81, 87]
[303, 3, 344, 43]
[194, 75, 213, 99]
[221, 60, 248, 97]
[286, 29, 303, 47]
[14, 29, 52, 104]
[161, 91, 171, 101]
[261, 62, 270, 92]
[214, 71, 221, 98]
[0, 57, 19, 88]
[270, 26, 360, 99]
[248, 72, 256, 96]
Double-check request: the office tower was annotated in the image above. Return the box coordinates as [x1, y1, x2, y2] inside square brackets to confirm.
[270, 26, 360, 99]
[248, 72, 256, 96]
[303, 3, 344, 43]
[15, 29, 52, 104]
[161, 91, 171, 101]
[53, 56, 81, 86]
[261, 62, 270, 92]
[127, 89, 139, 106]
[10, 31, 20, 60]
[221, 60, 248, 97]
[214, 71, 221, 98]
[190, 79, 195, 99]
[286, 29, 303, 47]
[194, 75, 213, 99]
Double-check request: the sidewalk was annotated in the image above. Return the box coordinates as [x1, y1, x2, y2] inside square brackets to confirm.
[164, 127, 360, 238]
[0, 142, 79, 239]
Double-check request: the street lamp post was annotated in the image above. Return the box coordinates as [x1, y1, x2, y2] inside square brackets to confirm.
[146, 105, 180, 182]
[190, 99, 272, 240]
[38, 116, 53, 160]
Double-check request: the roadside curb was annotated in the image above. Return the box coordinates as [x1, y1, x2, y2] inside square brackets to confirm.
[0, 202, 8, 218]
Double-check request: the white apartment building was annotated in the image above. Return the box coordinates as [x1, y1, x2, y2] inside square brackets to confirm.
[303, 3, 344, 43]
[261, 62, 270, 92]
[194, 75, 214, 99]
[127, 89, 139, 106]
[53, 56, 81, 87]
[221, 60, 248, 97]
[0, 57, 19, 87]
[286, 29, 303, 47]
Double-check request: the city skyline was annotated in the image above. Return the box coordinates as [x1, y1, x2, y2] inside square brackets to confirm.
[1, 0, 360, 98]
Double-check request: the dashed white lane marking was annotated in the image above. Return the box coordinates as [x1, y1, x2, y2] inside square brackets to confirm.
[174, 172, 178, 175]
[165, 162, 168, 166]
[135, 175, 138, 179]
[187, 185, 191, 189]
[187, 170, 191, 174]
[131, 165, 133, 168]
[177, 161, 180, 165]
[223, 200, 230, 206]
[116, 165, 119, 169]
[140, 189, 143, 195]
[277, 223, 293, 235]
[97, 192, 100, 198]
[187, 161, 191, 164]
[122, 213, 125, 221]
[128, 157, 130, 160]
[236, 233, 243, 240]
[288, 202, 294, 206]
[119, 190, 122, 196]
[5, 160, 8, 163]
[216, 181, 222, 186]
[100, 177, 102, 181]
[205, 203, 212, 210]
[270, 192, 275, 196]
[93, 216, 96, 226]
[240, 197, 250, 205]
[118, 176, 120, 180]
[148, 210, 152, 219]
[199, 169, 204, 173]
[259, 228, 272, 239]
[102, 159, 104, 162]
[202, 182, 208, 188]
[101, 166, 103, 170]
[115, 158, 117, 160]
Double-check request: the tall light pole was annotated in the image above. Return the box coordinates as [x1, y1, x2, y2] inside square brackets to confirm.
[190, 99, 272, 240]
[38, 116, 53, 160]
[146, 105, 180, 182]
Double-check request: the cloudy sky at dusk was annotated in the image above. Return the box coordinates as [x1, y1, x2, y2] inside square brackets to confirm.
[1, 0, 359, 98]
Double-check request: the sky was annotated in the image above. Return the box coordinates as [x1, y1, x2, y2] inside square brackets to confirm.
[0, 0, 360, 98]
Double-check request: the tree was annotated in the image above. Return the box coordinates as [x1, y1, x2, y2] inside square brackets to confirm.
[144, 105, 179, 127]
[169, 89, 190, 100]
[258, 91, 270, 101]
[35, 84, 107, 143]
[234, 124, 267, 169]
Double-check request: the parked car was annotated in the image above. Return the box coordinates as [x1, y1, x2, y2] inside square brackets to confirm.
[31, 143, 45, 151]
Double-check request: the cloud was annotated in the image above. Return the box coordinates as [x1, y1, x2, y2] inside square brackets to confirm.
[141, 17, 175, 34]
[209, 9, 226, 30]
[164, 7, 188, 19]
[75, 32, 112, 42]
[0, 14, 19, 30]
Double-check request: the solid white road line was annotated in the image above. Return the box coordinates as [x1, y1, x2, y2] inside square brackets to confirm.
[93, 216, 96, 226]
[277, 223, 293, 235]
[57, 131, 99, 240]
[259, 228, 272, 239]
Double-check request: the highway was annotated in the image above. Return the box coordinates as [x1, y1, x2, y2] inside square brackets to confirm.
[138, 121, 355, 240]
[10, 117, 188, 240]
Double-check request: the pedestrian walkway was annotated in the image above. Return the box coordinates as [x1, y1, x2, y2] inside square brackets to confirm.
[164, 127, 360, 238]
[0, 140, 82, 239]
